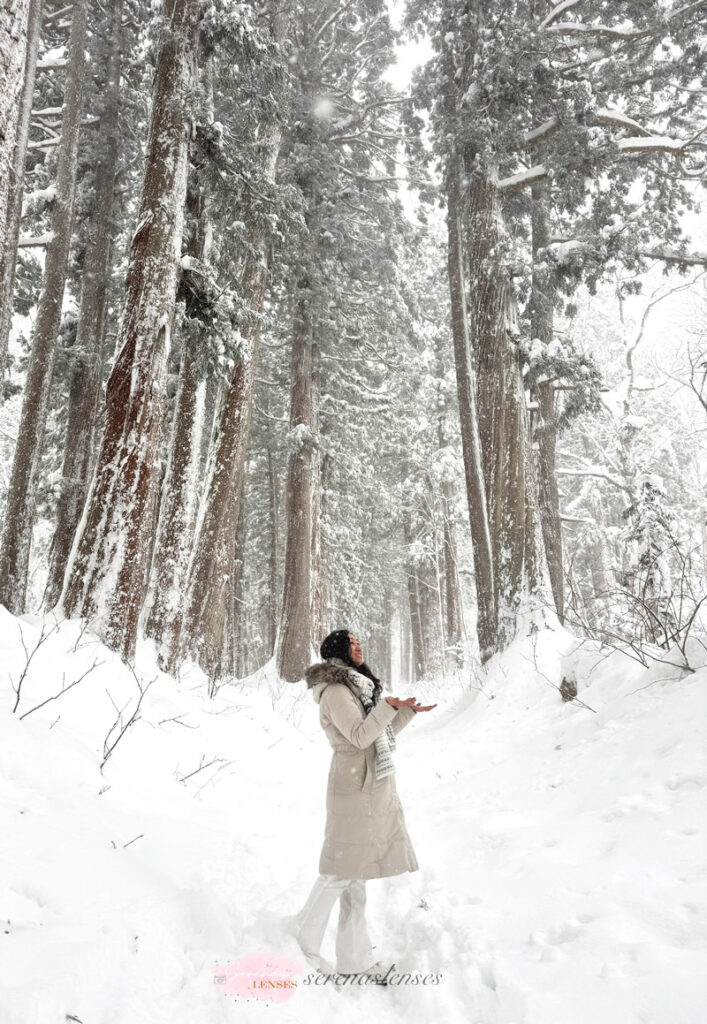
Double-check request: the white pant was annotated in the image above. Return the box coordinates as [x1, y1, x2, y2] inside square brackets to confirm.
[294, 873, 375, 974]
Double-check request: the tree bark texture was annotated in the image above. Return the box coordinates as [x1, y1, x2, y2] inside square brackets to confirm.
[445, 156, 497, 661]
[231, 464, 247, 677]
[266, 415, 279, 658]
[0, 0, 87, 614]
[44, 0, 125, 610]
[467, 167, 547, 649]
[60, 0, 200, 660]
[435, 333, 464, 664]
[310, 337, 324, 650]
[276, 286, 317, 682]
[143, 329, 206, 668]
[180, 230, 274, 678]
[0, 0, 30, 251]
[0, 0, 42, 383]
[180, 92, 285, 678]
[143, 59, 214, 670]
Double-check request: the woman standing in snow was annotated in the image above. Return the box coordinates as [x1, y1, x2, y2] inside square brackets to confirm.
[290, 628, 436, 981]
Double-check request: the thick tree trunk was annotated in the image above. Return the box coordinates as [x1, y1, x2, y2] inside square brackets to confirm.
[0, 0, 87, 614]
[0, 0, 31, 243]
[310, 338, 324, 649]
[180, 237, 273, 678]
[467, 166, 547, 649]
[530, 162, 564, 621]
[180, 109, 284, 679]
[266, 421, 279, 658]
[44, 0, 125, 610]
[143, 60, 213, 671]
[435, 338, 464, 665]
[231, 464, 247, 677]
[445, 156, 496, 661]
[143, 329, 206, 667]
[276, 286, 316, 682]
[59, 0, 200, 660]
[0, 0, 42, 383]
[319, 449, 332, 634]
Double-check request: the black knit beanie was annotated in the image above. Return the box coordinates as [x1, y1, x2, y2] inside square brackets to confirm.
[319, 628, 382, 703]
[320, 629, 354, 664]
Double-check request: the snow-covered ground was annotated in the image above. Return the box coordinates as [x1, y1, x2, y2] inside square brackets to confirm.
[1, 607, 706, 1023]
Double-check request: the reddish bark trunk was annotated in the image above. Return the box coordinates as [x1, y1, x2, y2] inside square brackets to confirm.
[44, 0, 125, 610]
[180, 237, 272, 678]
[276, 287, 316, 682]
[467, 167, 547, 648]
[266, 415, 279, 658]
[143, 61, 214, 670]
[60, 0, 201, 660]
[445, 156, 497, 661]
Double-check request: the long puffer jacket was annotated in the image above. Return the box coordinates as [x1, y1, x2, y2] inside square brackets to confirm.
[304, 657, 419, 880]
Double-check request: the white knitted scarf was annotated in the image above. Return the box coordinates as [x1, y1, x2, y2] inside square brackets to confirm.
[329, 658, 396, 780]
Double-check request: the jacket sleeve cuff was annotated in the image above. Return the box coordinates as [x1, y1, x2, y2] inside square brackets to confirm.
[370, 698, 398, 729]
[391, 704, 416, 735]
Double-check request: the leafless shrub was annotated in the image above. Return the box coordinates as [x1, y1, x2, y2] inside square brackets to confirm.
[10, 615, 62, 713]
[100, 663, 156, 772]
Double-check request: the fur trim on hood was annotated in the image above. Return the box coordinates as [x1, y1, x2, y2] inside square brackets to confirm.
[304, 660, 362, 705]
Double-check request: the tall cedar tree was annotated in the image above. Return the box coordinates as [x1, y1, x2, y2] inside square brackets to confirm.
[59, 0, 202, 660]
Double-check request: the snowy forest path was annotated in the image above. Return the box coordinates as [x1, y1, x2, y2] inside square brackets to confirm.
[231, 685, 528, 1021]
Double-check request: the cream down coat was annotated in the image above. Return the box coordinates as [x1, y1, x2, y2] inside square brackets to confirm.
[304, 657, 419, 880]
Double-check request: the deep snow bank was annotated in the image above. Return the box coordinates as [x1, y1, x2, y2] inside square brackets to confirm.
[1, 608, 705, 1023]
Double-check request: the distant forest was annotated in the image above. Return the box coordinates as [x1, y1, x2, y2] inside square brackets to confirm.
[1, 0, 706, 684]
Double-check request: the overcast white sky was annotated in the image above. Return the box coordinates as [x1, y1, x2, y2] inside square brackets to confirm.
[383, 0, 432, 90]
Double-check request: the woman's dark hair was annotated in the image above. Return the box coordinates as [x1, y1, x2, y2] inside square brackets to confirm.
[320, 628, 383, 703]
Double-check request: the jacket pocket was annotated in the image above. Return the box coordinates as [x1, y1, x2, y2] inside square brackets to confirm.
[330, 750, 367, 793]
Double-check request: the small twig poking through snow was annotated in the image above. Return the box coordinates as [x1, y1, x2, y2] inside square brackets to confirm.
[10, 617, 63, 713]
[100, 667, 157, 772]
[207, 672, 224, 700]
[18, 658, 106, 719]
[156, 713, 199, 730]
[193, 759, 237, 798]
[70, 617, 91, 653]
[122, 834, 144, 849]
[176, 754, 230, 784]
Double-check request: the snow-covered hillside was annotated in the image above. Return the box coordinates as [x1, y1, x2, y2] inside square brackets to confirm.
[1, 608, 705, 1023]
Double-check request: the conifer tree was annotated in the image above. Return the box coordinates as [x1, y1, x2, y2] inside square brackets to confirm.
[0, 0, 87, 613]
[59, 0, 202, 660]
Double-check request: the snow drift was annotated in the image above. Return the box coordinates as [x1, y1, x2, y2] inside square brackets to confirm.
[1, 607, 705, 1023]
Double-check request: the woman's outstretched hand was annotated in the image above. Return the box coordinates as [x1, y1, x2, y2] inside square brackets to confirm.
[385, 696, 437, 713]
